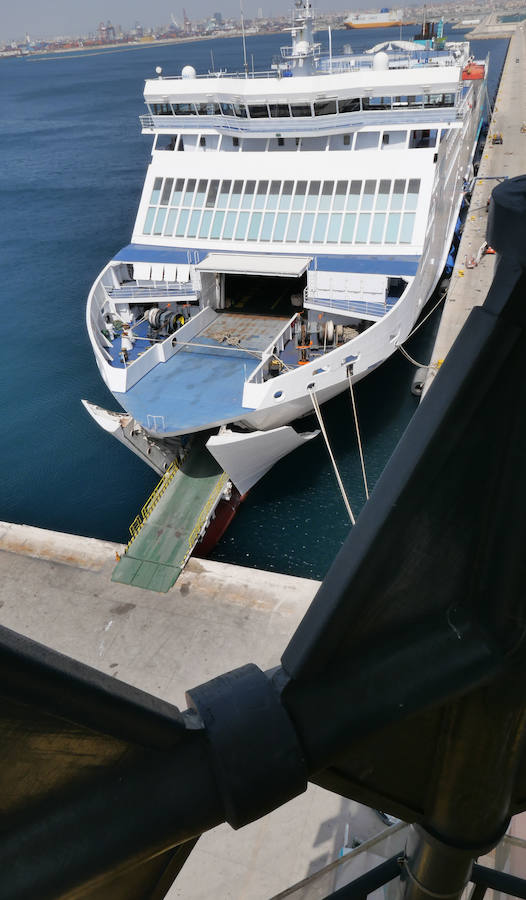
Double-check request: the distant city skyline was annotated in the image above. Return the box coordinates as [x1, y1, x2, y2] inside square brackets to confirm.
[2, 0, 335, 42]
[1, 0, 451, 43]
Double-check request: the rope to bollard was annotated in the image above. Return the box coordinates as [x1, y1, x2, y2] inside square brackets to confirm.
[309, 388, 355, 525]
[347, 369, 369, 500]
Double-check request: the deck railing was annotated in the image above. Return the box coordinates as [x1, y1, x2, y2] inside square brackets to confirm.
[105, 282, 199, 301]
[304, 289, 395, 320]
[125, 458, 182, 551]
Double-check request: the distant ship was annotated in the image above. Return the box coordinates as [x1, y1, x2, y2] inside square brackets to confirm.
[344, 8, 411, 29]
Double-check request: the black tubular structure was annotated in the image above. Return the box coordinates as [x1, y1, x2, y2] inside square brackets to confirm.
[0, 176, 525, 898]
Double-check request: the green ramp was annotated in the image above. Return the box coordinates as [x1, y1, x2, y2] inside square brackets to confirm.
[112, 442, 227, 592]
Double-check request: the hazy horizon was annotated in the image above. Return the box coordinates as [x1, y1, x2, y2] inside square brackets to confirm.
[2, 0, 440, 44]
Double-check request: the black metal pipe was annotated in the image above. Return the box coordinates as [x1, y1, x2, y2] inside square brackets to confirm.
[0, 624, 187, 750]
[0, 735, 223, 900]
[322, 854, 401, 898]
[472, 863, 526, 899]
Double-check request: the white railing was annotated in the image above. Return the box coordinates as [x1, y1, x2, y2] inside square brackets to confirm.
[304, 289, 389, 319]
[247, 313, 298, 385]
[105, 281, 199, 301]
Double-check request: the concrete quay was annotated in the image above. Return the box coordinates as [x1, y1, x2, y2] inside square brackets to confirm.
[465, 13, 519, 39]
[0, 522, 386, 898]
[423, 24, 526, 397]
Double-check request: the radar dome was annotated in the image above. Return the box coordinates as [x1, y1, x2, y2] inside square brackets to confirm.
[372, 51, 389, 71]
[295, 40, 310, 55]
[181, 65, 196, 79]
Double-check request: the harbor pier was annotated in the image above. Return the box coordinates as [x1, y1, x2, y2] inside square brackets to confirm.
[423, 22, 526, 396]
[0, 521, 387, 898]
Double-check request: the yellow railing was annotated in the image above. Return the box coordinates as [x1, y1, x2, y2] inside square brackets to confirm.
[125, 458, 181, 552]
[184, 473, 229, 561]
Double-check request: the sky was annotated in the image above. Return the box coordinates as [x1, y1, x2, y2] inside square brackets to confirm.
[2, 0, 395, 42]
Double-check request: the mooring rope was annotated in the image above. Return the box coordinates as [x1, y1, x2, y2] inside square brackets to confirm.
[309, 389, 355, 525]
[347, 369, 369, 500]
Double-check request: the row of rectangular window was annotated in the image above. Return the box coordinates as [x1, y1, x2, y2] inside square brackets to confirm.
[148, 177, 421, 214]
[143, 205, 416, 245]
[149, 93, 455, 119]
[155, 129, 444, 154]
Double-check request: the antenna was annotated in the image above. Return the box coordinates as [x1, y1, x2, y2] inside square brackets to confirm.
[240, 0, 248, 77]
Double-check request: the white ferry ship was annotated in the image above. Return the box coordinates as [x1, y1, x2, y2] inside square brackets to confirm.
[85, 0, 487, 509]
[344, 8, 407, 29]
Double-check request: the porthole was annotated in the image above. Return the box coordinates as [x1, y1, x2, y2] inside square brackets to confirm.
[274, 390, 283, 399]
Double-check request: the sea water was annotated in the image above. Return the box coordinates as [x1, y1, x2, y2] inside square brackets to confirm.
[0, 27, 508, 579]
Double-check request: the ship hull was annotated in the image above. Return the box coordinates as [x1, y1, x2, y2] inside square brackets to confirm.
[344, 21, 405, 28]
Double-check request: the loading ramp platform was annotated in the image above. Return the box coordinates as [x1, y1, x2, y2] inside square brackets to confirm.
[112, 440, 228, 592]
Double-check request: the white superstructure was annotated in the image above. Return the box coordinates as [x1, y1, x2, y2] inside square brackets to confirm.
[85, 1, 487, 495]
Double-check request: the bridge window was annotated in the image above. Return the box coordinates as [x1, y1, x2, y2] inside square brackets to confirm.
[196, 102, 215, 115]
[249, 104, 268, 118]
[269, 103, 290, 117]
[338, 97, 360, 113]
[290, 103, 312, 117]
[173, 102, 196, 115]
[233, 102, 248, 118]
[151, 102, 173, 116]
[314, 99, 337, 116]
[221, 102, 234, 116]
[362, 96, 391, 110]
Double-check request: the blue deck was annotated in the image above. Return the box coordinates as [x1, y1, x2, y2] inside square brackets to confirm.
[114, 345, 257, 433]
[113, 244, 420, 278]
